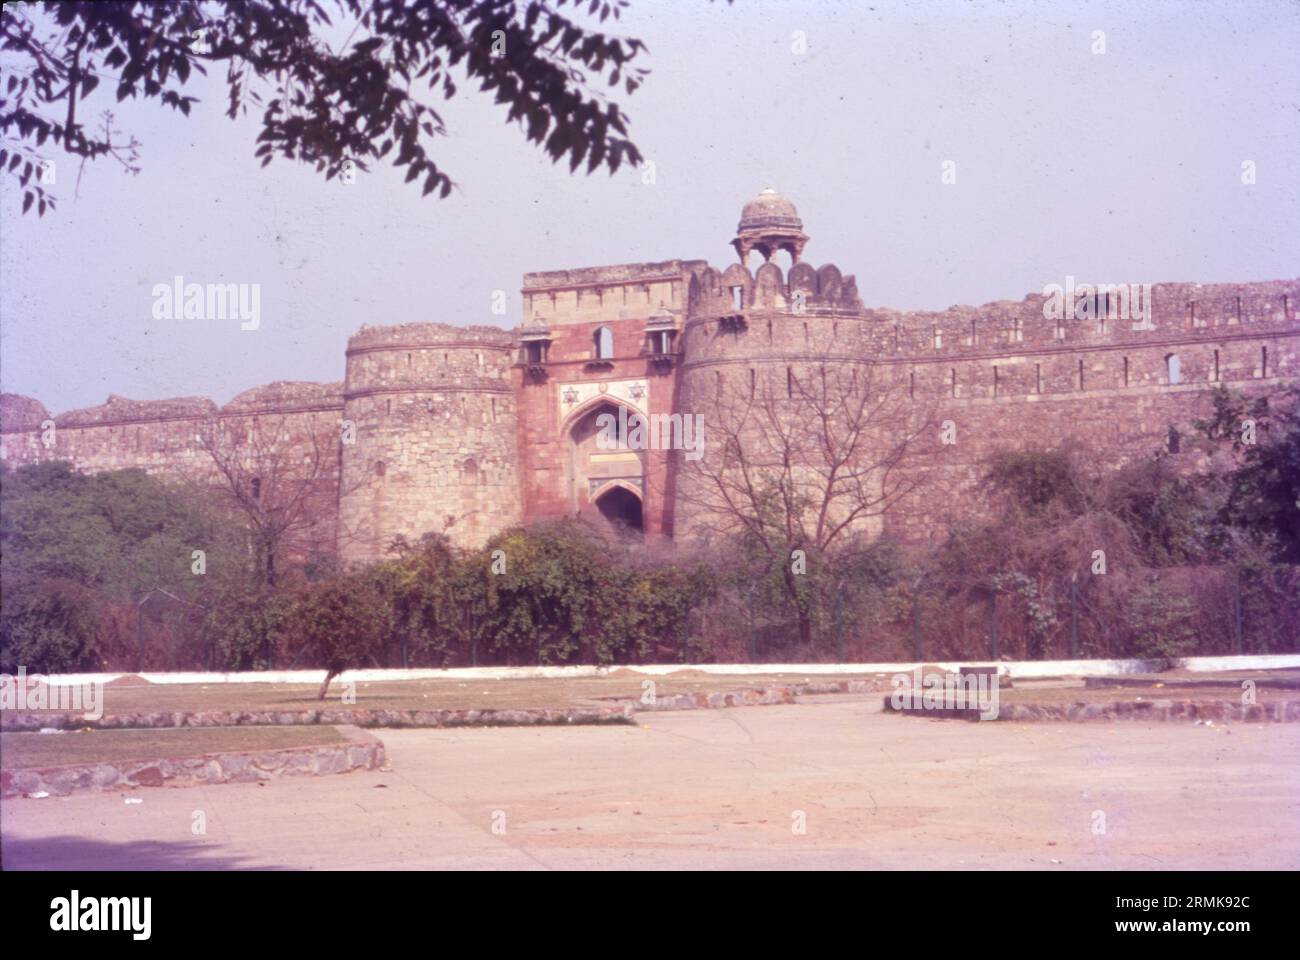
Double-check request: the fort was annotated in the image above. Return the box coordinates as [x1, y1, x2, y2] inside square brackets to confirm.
[2, 189, 1297, 565]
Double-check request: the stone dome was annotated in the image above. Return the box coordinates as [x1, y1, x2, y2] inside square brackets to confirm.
[732, 188, 809, 264]
[738, 188, 802, 231]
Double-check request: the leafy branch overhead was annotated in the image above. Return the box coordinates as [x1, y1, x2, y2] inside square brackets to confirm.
[0, 0, 652, 215]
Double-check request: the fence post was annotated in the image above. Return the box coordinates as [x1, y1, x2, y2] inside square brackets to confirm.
[834, 586, 844, 663]
[1234, 568, 1243, 654]
[990, 587, 999, 661]
[136, 600, 145, 674]
[911, 596, 921, 661]
[747, 582, 758, 663]
[1070, 575, 1079, 659]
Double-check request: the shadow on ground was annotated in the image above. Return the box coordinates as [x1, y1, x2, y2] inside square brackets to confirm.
[1, 834, 277, 870]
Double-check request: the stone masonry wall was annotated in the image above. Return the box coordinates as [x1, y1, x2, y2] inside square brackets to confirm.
[674, 265, 1300, 542]
[2, 241, 1295, 563]
[337, 323, 521, 563]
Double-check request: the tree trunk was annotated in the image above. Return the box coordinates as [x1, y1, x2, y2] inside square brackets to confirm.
[318, 668, 339, 700]
[798, 612, 813, 648]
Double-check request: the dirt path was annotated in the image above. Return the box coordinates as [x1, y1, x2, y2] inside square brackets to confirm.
[3, 696, 1297, 869]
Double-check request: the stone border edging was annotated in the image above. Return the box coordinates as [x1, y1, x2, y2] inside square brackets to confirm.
[1083, 675, 1300, 690]
[0, 725, 384, 799]
[884, 696, 1300, 723]
[628, 678, 884, 711]
[1, 704, 636, 732]
[0, 681, 881, 731]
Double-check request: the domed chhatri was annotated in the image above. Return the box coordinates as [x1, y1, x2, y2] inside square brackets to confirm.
[739, 188, 802, 229]
[733, 188, 809, 265]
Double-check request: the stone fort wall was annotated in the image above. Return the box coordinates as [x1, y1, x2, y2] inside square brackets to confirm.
[676, 266, 1299, 542]
[338, 322, 520, 563]
[2, 191, 1296, 565]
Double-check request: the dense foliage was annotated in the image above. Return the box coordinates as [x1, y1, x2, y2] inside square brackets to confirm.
[2, 386, 1296, 676]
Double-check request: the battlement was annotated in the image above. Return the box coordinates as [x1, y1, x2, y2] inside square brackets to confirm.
[688, 260, 864, 316]
[54, 394, 219, 428]
[522, 260, 705, 328]
[522, 259, 707, 292]
[347, 322, 514, 353]
[857, 279, 1298, 360]
[223, 381, 344, 413]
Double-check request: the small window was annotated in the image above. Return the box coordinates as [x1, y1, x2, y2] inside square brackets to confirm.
[1010, 318, 1023, 343]
[1166, 353, 1181, 385]
[594, 326, 614, 359]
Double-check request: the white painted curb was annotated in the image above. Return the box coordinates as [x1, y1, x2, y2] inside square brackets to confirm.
[17, 653, 1299, 686]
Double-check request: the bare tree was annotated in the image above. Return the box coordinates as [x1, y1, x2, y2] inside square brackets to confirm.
[193, 414, 338, 588]
[678, 358, 940, 646]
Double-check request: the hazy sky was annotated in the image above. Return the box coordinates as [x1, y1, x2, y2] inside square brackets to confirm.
[1, 0, 1297, 413]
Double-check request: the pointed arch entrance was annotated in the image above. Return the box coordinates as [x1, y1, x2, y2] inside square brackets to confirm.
[593, 481, 643, 531]
[563, 398, 646, 533]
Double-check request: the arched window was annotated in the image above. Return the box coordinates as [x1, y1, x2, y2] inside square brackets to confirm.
[593, 326, 614, 359]
[1165, 353, 1181, 385]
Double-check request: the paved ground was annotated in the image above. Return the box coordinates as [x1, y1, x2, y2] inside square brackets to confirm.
[3, 695, 1297, 870]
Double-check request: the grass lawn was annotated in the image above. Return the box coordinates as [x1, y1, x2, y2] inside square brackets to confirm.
[10, 671, 1293, 721]
[1, 726, 345, 770]
[16, 671, 890, 717]
[998, 682, 1296, 706]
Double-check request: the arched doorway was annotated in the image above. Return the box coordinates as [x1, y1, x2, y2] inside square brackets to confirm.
[564, 399, 647, 531]
[594, 484, 643, 531]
